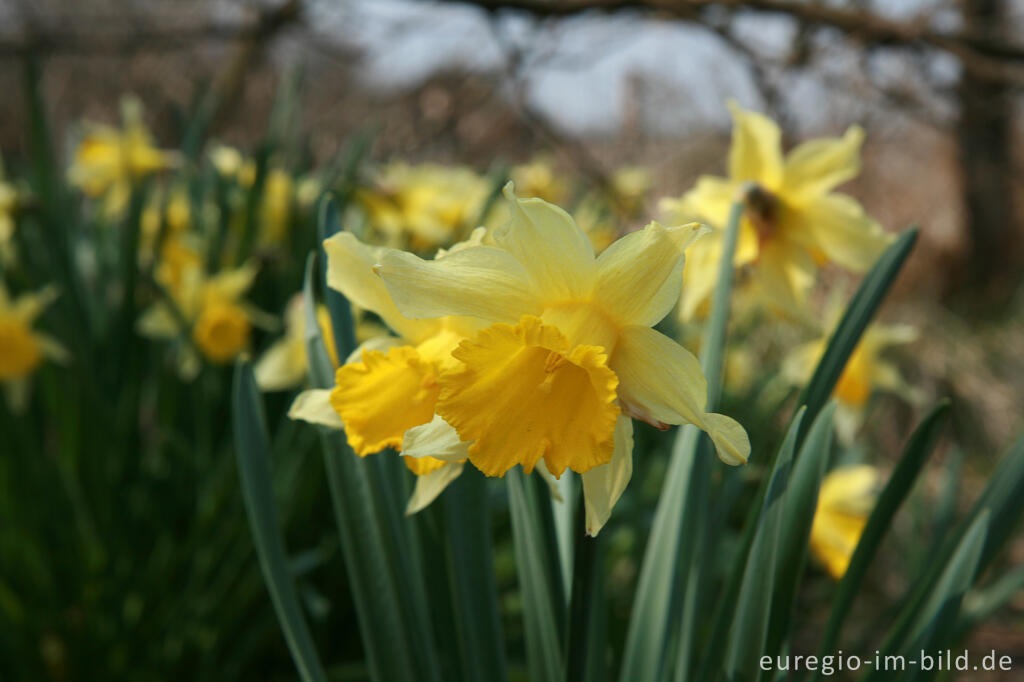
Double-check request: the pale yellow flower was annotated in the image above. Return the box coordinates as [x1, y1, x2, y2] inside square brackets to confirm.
[68, 97, 178, 218]
[356, 163, 490, 251]
[288, 232, 488, 514]
[0, 284, 68, 410]
[784, 313, 920, 443]
[138, 261, 267, 376]
[511, 156, 569, 205]
[376, 184, 750, 534]
[260, 169, 295, 244]
[255, 295, 338, 391]
[0, 159, 17, 252]
[810, 465, 879, 578]
[661, 102, 892, 320]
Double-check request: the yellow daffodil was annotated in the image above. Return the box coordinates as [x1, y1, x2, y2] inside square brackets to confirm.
[660, 102, 892, 320]
[511, 156, 569, 204]
[138, 261, 268, 377]
[376, 184, 750, 534]
[0, 284, 68, 411]
[355, 163, 490, 251]
[810, 465, 879, 578]
[255, 295, 338, 391]
[209, 145, 246, 179]
[288, 231, 489, 514]
[68, 97, 178, 218]
[784, 314, 920, 443]
[260, 169, 294, 245]
[0, 158, 17, 254]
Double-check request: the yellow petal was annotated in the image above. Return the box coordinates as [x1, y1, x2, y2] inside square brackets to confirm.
[288, 389, 344, 429]
[402, 414, 472, 463]
[437, 316, 619, 477]
[0, 316, 43, 380]
[666, 175, 735, 229]
[791, 194, 892, 272]
[581, 416, 634, 536]
[727, 102, 783, 189]
[255, 338, 306, 391]
[810, 509, 868, 579]
[595, 221, 708, 327]
[323, 231, 433, 342]
[377, 246, 539, 324]
[205, 263, 258, 302]
[810, 465, 879, 578]
[136, 304, 180, 338]
[751, 239, 816, 317]
[611, 325, 749, 465]
[494, 183, 597, 300]
[782, 126, 864, 200]
[405, 461, 465, 516]
[330, 346, 439, 456]
[819, 465, 879, 514]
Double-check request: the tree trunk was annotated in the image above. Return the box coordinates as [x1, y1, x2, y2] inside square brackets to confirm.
[953, 0, 1019, 304]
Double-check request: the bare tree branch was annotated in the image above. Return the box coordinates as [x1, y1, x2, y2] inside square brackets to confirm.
[441, 0, 1024, 82]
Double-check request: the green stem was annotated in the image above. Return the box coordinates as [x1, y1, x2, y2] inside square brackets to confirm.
[565, 494, 603, 682]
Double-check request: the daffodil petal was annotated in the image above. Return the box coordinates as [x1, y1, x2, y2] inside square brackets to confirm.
[402, 414, 471, 463]
[728, 101, 783, 188]
[323, 231, 432, 341]
[206, 262, 258, 301]
[288, 389, 344, 429]
[405, 461, 465, 516]
[793, 194, 893, 272]
[611, 325, 749, 465]
[751, 239, 816, 317]
[595, 221, 708, 327]
[494, 183, 597, 300]
[377, 246, 539, 324]
[782, 126, 864, 200]
[255, 339, 306, 391]
[581, 416, 634, 537]
[665, 175, 735, 228]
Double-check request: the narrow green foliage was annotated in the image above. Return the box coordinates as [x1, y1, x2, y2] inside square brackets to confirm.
[723, 408, 805, 682]
[231, 362, 329, 682]
[508, 468, 564, 682]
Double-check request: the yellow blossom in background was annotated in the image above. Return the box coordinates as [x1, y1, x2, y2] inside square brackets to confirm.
[810, 465, 879, 578]
[68, 97, 178, 218]
[784, 312, 920, 443]
[355, 162, 490, 251]
[661, 102, 893, 320]
[209, 144, 246, 180]
[608, 166, 651, 215]
[255, 295, 338, 391]
[376, 184, 750, 534]
[138, 261, 269, 377]
[260, 169, 295, 244]
[511, 156, 569, 204]
[289, 231, 489, 514]
[0, 284, 68, 411]
[0, 157, 17, 255]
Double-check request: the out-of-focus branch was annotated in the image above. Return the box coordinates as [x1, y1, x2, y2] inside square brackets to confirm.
[0, 0, 302, 57]
[445, 0, 1024, 82]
